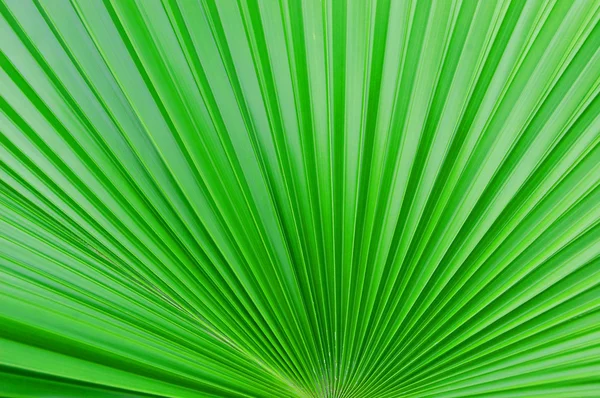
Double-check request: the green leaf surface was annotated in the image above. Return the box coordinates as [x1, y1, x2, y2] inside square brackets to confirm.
[1, 0, 599, 397]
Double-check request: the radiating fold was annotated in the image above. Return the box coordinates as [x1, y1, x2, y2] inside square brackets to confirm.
[1, 0, 599, 397]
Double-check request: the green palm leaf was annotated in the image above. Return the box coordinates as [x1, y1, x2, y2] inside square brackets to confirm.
[1, 0, 599, 397]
